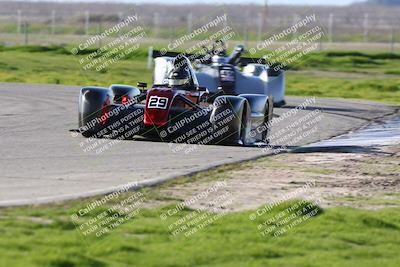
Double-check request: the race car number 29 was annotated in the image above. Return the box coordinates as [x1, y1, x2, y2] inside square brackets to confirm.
[147, 96, 169, 109]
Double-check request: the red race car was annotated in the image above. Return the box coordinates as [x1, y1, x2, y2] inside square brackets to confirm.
[78, 56, 273, 145]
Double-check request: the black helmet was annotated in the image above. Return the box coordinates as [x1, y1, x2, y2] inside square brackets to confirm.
[213, 40, 227, 56]
[168, 56, 191, 87]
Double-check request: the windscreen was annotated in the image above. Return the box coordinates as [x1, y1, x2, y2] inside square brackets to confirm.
[153, 57, 174, 85]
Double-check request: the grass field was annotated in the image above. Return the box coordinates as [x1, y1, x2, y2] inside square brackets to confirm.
[0, 169, 400, 267]
[286, 74, 400, 104]
[0, 45, 399, 104]
[295, 51, 400, 74]
[0, 45, 153, 86]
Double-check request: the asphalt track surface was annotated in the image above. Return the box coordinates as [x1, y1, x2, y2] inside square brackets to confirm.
[0, 83, 398, 206]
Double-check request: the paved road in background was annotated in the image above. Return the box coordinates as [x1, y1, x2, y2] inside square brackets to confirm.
[0, 83, 397, 206]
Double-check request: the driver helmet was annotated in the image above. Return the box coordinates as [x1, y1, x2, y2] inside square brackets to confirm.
[168, 56, 192, 87]
[214, 39, 227, 56]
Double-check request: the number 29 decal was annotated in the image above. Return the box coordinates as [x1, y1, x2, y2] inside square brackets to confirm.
[147, 96, 169, 109]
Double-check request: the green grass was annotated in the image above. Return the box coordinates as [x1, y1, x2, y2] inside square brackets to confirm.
[1, 188, 400, 267]
[292, 51, 400, 74]
[0, 45, 399, 104]
[331, 194, 400, 207]
[0, 45, 152, 86]
[247, 49, 400, 75]
[0, 164, 399, 267]
[0, 153, 399, 267]
[286, 74, 400, 104]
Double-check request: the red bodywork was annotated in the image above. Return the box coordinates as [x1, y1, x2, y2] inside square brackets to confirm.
[143, 87, 203, 126]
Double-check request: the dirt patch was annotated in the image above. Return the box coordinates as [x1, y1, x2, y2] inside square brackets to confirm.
[15, 216, 53, 225]
[155, 143, 400, 211]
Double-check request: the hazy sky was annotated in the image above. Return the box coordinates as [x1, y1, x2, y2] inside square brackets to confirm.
[35, 0, 365, 6]
[139, 0, 364, 4]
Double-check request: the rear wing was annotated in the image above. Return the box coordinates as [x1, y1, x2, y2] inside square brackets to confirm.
[236, 57, 267, 66]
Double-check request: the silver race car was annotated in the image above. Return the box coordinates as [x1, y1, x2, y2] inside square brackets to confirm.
[149, 40, 286, 107]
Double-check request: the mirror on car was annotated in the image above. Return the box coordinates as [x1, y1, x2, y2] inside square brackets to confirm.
[137, 82, 147, 89]
[197, 86, 208, 93]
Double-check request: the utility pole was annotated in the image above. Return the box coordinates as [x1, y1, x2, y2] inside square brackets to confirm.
[187, 12, 193, 35]
[328, 13, 334, 43]
[223, 13, 228, 29]
[390, 28, 395, 53]
[257, 12, 263, 42]
[97, 20, 102, 49]
[263, 0, 268, 36]
[118, 12, 123, 37]
[17, 10, 21, 34]
[292, 14, 300, 39]
[24, 21, 29, 45]
[85, 11, 90, 35]
[244, 10, 250, 47]
[51, 10, 56, 35]
[363, 13, 369, 42]
[153, 12, 159, 38]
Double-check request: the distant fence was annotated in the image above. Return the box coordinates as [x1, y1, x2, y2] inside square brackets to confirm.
[0, 4, 399, 52]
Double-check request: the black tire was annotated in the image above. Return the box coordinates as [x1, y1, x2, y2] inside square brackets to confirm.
[239, 94, 273, 143]
[110, 84, 141, 104]
[239, 103, 251, 145]
[210, 96, 250, 145]
[78, 87, 113, 138]
[263, 96, 274, 143]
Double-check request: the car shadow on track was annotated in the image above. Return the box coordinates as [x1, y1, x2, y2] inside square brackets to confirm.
[281, 105, 365, 114]
[290, 145, 389, 155]
[69, 129, 289, 149]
